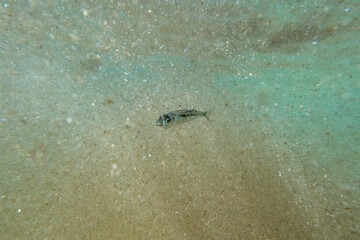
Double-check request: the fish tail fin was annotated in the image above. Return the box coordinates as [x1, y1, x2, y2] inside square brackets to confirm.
[204, 113, 210, 122]
[204, 108, 214, 122]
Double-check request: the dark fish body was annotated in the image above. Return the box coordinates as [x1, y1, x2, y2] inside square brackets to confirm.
[156, 109, 210, 127]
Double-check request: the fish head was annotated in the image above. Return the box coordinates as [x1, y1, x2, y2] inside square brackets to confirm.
[156, 115, 171, 127]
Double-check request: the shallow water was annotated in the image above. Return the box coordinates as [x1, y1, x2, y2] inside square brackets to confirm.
[1, 0, 359, 239]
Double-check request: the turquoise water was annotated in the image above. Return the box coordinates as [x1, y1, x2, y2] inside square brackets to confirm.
[0, 0, 359, 239]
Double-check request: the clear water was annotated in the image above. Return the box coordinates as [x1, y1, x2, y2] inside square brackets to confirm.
[1, 0, 359, 239]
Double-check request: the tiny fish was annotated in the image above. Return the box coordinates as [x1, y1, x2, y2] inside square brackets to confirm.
[156, 109, 210, 127]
